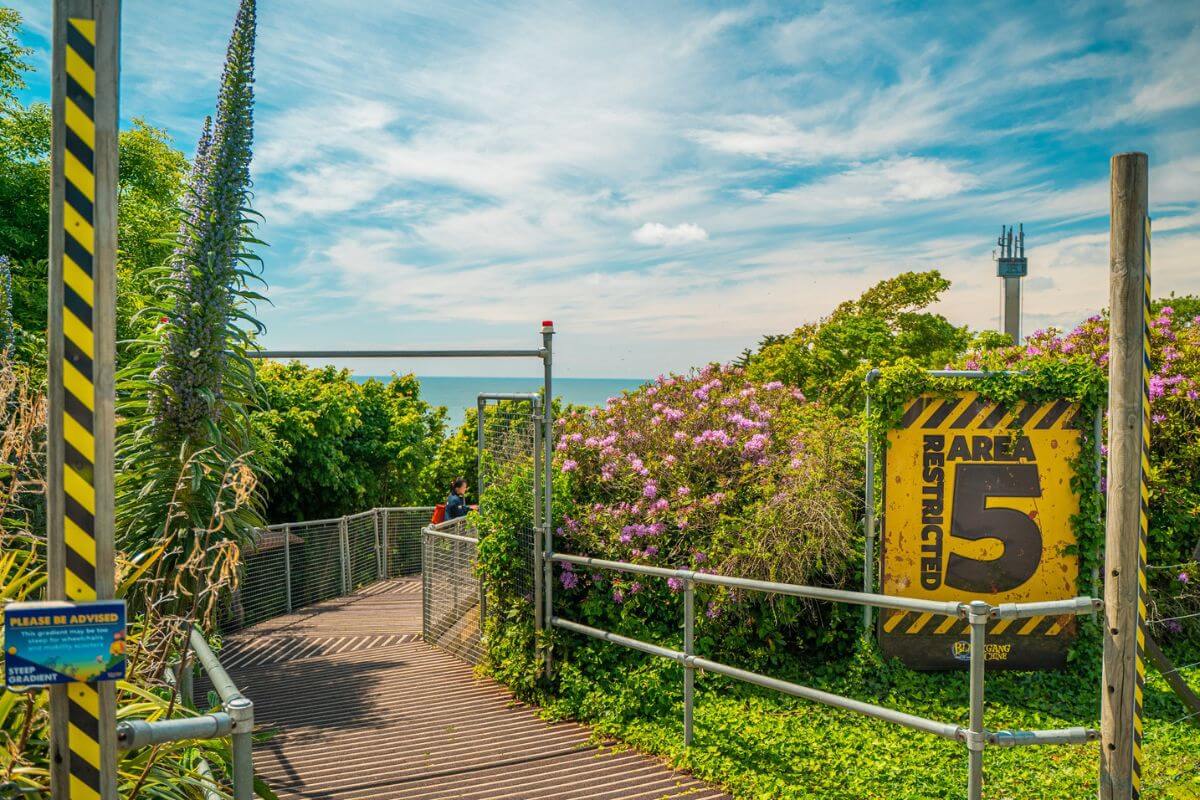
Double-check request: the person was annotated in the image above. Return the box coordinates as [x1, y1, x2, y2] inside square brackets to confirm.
[445, 477, 470, 520]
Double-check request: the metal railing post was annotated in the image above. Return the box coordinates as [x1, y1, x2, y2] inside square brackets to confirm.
[283, 523, 293, 613]
[380, 508, 390, 579]
[684, 580, 695, 746]
[966, 600, 989, 800]
[427, 534, 436, 642]
[541, 321, 555, 675]
[227, 696, 255, 800]
[179, 657, 194, 709]
[339, 516, 349, 595]
[863, 374, 877, 631]
[374, 509, 383, 580]
[532, 400, 544, 640]
[476, 398, 486, 497]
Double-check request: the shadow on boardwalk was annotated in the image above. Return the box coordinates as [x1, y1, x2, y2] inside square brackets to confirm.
[221, 577, 729, 800]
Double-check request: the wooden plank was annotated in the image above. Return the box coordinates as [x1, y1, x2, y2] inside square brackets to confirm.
[1099, 151, 1149, 800]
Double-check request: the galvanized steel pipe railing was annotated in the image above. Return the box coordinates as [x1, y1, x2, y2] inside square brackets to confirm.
[190, 627, 255, 800]
[114, 629, 254, 799]
[548, 550, 1102, 800]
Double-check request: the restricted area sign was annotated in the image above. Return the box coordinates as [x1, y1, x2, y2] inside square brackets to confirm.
[880, 391, 1083, 670]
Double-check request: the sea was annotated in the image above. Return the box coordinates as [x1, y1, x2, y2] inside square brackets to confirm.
[354, 375, 647, 424]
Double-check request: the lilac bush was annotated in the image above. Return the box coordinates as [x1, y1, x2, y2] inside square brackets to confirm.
[551, 364, 861, 645]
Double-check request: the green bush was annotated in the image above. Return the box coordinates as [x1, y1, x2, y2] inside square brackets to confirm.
[253, 361, 449, 521]
[476, 366, 864, 698]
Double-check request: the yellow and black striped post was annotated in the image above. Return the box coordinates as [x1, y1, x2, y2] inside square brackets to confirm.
[1100, 152, 1150, 800]
[1130, 217, 1151, 798]
[48, 3, 119, 799]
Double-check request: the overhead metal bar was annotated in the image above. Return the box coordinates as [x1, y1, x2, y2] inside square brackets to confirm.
[246, 348, 546, 359]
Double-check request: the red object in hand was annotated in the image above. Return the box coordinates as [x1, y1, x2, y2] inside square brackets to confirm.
[431, 504, 446, 524]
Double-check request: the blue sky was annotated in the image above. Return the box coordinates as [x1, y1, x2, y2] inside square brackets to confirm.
[11, 1, 1200, 378]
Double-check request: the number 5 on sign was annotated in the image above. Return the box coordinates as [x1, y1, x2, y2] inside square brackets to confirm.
[879, 392, 1083, 670]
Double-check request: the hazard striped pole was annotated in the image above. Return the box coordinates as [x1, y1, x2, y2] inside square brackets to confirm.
[47, 2, 120, 799]
[1100, 152, 1149, 800]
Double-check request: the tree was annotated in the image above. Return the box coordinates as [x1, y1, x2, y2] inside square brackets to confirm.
[253, 363, 448, 521]
[746, 270, 969, 411]
[0, 9, 189, 351]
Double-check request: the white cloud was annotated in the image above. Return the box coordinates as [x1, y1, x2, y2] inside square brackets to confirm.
[1129, 26, 1200, 115]
[54, 0, 1199, 377]
[631, 222, 709, 247]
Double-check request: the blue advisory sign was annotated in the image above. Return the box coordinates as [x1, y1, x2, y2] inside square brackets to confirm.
[4, 600, 126, 689]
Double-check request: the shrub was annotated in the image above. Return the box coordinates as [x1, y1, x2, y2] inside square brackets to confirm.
[745, 271, 970, 412]
[477, 365, 864, 696]
[253, 361, 448, 520]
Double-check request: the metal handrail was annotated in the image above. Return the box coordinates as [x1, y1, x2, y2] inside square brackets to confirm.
[113, 628, 254, 800]
[547, 551, 1102, 800]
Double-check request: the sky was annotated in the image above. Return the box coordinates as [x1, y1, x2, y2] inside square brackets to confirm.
[10, 0, 1200, 379]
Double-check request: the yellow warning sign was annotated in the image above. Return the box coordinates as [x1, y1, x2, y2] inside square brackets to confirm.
[880, 391, 1083, 669]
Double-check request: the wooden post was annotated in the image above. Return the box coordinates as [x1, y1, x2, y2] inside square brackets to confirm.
[1100, 152, 1149, 800]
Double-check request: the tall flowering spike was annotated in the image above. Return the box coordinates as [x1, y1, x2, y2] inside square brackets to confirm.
[0, 255, 12, 353]
[151, 0, 257, 444]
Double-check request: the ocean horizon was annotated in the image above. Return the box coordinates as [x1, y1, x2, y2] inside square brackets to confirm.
[353, 375, 647, 423]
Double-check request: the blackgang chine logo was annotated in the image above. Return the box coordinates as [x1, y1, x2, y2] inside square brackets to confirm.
[951, 640, 1014, 662]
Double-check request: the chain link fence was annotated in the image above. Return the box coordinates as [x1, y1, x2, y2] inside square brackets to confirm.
[1141, 558, 1200, 796]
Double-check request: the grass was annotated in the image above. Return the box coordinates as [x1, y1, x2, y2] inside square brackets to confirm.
[542, 637, 1200, 800]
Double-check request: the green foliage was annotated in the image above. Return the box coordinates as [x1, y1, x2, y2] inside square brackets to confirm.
[0, 11, 189, 350]
[544, 640, 1200, 799]
[253, 361, 448, 520]
[475, 367, 865, 703]
[475, 459, 551, 696]
[747, 271, 970, 411]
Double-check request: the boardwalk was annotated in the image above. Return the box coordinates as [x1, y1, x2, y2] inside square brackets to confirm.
[220, 577, 729, 800]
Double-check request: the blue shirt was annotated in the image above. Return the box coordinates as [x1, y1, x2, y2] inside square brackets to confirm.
[446, 493, 469, 520]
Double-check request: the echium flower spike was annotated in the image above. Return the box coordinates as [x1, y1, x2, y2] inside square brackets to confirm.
[151, 0, 256, 444]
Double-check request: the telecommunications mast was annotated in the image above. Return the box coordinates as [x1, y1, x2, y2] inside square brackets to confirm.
[994, 223, 1027, 343]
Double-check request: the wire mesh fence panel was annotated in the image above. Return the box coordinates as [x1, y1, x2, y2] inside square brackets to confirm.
[215, 506, 441, 634]
[422, 524, 483, 665]
[478, 399, 539, 498]
[287, 519, 346, 609]
[347, 511, 379, 589]
[222, 527, 290, 632]
[385, 507, 434, 577]
[478, 397, 542, 636]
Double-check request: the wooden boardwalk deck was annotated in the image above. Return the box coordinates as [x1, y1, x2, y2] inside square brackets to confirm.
[220, 577, 729, 800]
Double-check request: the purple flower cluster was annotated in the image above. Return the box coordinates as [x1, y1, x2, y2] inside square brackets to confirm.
[550, 365, 812, 598]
